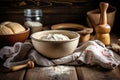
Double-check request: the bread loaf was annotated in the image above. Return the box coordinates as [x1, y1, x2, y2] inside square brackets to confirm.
[0, 25, 14, 34]
[1, 21, 12, 25]
[0, 21, 25, 35]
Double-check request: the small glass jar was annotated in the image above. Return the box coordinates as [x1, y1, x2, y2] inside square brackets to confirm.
[24, 9, 43, 34]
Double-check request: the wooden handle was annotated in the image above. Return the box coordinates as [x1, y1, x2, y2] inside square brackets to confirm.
[99, 2, 109, 24]
[10, 61, 34, 71]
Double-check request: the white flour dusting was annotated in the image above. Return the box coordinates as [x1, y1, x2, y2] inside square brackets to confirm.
[40, 34, 70, 41]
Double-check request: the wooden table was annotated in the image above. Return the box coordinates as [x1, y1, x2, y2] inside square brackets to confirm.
[0, 33, 120, 80]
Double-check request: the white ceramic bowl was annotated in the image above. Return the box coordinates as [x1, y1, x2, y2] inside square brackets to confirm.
[31, 30, 80, 58]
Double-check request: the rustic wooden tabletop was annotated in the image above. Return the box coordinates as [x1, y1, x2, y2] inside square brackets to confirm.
[0, 33, 120, 80]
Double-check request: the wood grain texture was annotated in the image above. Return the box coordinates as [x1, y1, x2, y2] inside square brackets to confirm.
[25, 66, 78, 80]
[76, 66, 120, 80]
[76, 52, 120, 80]
[0, 70, 26, 80]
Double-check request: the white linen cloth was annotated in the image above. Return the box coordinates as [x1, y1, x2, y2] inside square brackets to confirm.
[0, 40, 120, 69]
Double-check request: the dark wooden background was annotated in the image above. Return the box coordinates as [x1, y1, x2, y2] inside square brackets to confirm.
[0, 0, 119, 33]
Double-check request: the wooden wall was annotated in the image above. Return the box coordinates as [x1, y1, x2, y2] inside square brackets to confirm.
[0, 0, 119, 33]
[0, 0, 100, 26]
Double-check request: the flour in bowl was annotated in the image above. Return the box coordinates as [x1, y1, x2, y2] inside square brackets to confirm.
[40, 34, 70, 41]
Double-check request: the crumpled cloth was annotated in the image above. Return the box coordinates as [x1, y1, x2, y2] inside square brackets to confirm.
[0, 40, 120, 69]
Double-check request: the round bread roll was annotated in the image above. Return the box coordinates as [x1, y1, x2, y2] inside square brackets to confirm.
[0, 21, 25, 35]
[0, 25, 14, 34]
[1, 21, 12, 25]
[6, 22, 25, 33]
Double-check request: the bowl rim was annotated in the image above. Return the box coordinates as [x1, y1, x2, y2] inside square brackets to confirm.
[87, 5, 116, 15]
[31, 30, 80, 42]
[0, 27, 30, 36]
[51, 23, 85, 30]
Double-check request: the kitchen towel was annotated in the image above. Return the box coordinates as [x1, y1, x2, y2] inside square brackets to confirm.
[0, 40, 120, 69]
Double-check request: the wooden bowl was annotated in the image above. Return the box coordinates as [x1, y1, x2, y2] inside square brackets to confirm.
[51, 23, 85, 31]
[87, 5, 116, 29]
[0, 27, 30, 48]
[51, 23, 93, 43]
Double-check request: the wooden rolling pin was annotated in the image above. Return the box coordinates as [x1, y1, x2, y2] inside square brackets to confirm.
[10, 61, 34, 71]
[95, 2, 111, 46]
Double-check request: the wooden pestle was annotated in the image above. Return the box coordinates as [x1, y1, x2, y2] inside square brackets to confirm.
[10, 61, 34, 71]
[95, 2, 111, 46]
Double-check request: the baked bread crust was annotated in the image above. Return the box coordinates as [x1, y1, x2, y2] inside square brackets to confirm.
[0, 21, 25, 35]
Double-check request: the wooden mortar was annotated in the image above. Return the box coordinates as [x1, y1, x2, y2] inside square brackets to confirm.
[95, 2, 111, 46]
